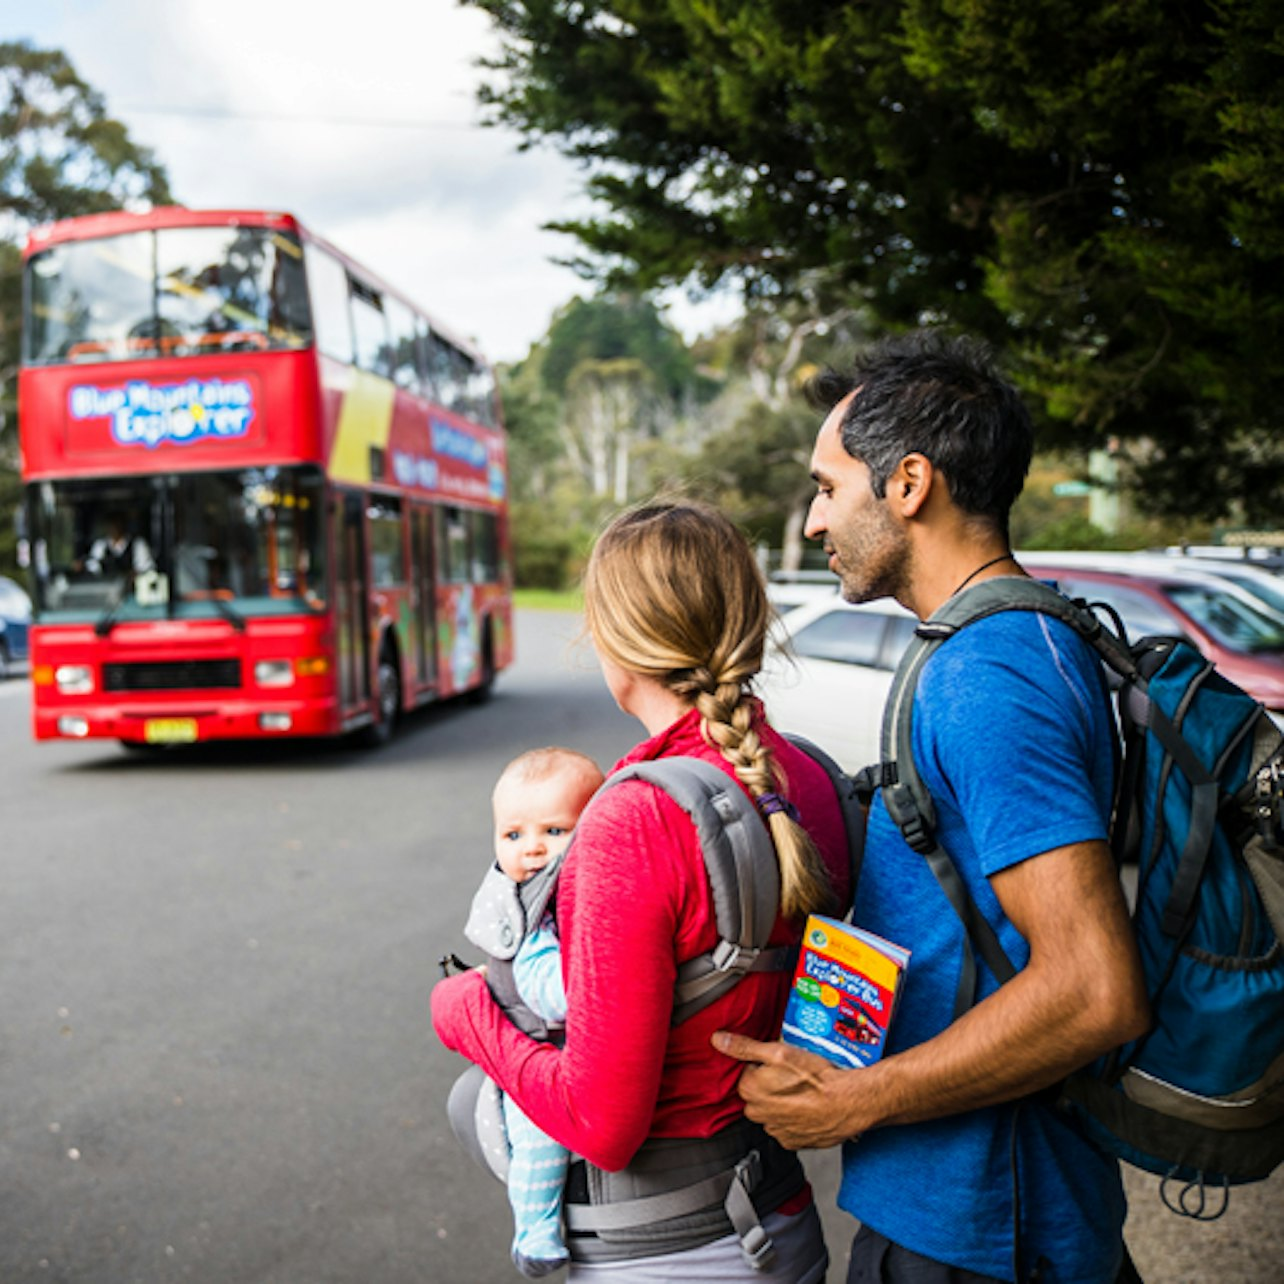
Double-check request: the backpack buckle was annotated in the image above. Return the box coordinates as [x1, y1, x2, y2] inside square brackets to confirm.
[896, 808, 936, 855]
[712, 939, 761, 973]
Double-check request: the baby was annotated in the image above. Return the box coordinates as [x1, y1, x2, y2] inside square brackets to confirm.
[477, 747, 604, 1277]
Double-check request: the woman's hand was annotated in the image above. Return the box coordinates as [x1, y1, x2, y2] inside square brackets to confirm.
[430, 967, 491, 1055]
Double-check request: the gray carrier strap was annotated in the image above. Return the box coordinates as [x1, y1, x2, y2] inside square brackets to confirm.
[463, 855, 567, 1040]
[878, 576, 1131, 1016]
[563, 1118, 803, 1270]
[603, 758, 791, 1025]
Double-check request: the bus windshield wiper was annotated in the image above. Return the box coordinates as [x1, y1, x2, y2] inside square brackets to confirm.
[94, 596, 127, 638]
[205, 594, 247, 632]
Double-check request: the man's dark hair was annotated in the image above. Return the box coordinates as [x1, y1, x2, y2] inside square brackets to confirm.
[806, 331, 1033, 537]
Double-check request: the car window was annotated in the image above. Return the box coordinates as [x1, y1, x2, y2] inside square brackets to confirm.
[791, 610, 890, 668]
[0, 578, 31, 616]
[1166, 584, 1284, 654]
[1212, 570, 1284, 619]
[1054, 577, 1179, 641]
[882, 615, 918, 666]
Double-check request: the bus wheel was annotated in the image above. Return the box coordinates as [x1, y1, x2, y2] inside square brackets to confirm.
[0, 641, 9, 681]
[363, 650, 401, 746]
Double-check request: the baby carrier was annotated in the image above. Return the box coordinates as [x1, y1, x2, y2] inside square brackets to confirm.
[447, 742, 863, 1270]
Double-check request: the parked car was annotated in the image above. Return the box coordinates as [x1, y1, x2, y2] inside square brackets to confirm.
[757, 596, 917, 771]
[0, 574, 32, 679]
[760, 554, 1284, 769]
[1020, 555, 1284, 720]
[766, 569, 841, 614]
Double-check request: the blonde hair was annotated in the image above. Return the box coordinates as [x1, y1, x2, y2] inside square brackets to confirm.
[584, 500, 834, 918]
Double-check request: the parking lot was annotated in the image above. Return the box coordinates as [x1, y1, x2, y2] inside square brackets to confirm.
[1, 612, 1280, 1282]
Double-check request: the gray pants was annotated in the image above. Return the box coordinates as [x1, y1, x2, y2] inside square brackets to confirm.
[568, 1203, 828, 1282]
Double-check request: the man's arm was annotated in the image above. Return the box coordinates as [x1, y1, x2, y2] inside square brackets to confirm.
[714, 837, 1150, 1150]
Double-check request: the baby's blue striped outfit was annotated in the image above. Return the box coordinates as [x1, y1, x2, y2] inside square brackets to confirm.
[503, 914, 569, 1276]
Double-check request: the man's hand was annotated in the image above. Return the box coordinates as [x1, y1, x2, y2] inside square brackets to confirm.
[712, 1031, 862, 1150]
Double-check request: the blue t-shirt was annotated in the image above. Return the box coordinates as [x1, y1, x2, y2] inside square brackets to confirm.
[839, 609, 1126, 1283]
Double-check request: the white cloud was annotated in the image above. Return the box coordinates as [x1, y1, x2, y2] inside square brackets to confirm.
[0, 0, 740, 362]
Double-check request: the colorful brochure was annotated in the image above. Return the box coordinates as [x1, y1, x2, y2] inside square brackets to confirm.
[781, 914, 910, 1068]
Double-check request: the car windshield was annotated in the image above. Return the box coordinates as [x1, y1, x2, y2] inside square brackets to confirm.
[27, 467, 327, 625]
[25, 226, 311, 364]
[1211, 570, 1284, 620]
[1166, 583, 1284, 654]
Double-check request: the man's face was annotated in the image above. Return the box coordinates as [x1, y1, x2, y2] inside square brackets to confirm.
[804, 403, 910, 605]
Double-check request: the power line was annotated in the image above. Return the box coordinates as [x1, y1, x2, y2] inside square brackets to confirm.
[116, 103, 481, 131]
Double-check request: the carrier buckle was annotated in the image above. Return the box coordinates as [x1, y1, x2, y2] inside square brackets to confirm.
[727, 1151, 775, 1271]
[712, 939, 761, 973]
[741, 1222, 774, 1270]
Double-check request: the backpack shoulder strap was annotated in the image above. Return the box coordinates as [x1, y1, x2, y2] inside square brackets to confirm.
[602, 757, 791, 1024]
[880, 575, 1124, 1014]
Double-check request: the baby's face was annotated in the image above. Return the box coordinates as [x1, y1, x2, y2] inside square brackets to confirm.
[492, 775, 585, 882]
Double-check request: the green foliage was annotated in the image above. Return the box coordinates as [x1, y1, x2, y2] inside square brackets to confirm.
[0, 42, 171, 226]
[538, 292, 712, 401]
[465, 0, 1284, 521]
[499, 291, 729, 586]
[0, 436, 21, 577]
[0, 42, 173, 558]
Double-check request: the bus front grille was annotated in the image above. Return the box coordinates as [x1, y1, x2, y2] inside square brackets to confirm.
[103, 659, 243, 692]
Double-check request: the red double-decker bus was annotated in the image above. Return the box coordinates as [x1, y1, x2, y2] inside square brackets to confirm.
[20, 207, 512, 747]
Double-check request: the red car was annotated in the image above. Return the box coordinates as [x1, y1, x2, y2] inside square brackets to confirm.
[1022, 558, 1284, 722]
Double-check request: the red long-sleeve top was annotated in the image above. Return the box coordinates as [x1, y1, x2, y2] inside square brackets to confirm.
[432, 706, 853, 1173]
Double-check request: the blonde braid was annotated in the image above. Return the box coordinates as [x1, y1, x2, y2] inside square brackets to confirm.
[694, 673, 836, 921]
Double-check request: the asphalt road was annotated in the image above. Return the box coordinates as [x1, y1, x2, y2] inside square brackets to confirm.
[0, 610, 1279, 1283]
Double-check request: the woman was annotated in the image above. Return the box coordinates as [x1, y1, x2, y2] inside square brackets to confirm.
[433, 501, 853, 1281]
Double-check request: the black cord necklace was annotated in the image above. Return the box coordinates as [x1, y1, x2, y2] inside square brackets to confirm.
[951, 552, 1016, 598]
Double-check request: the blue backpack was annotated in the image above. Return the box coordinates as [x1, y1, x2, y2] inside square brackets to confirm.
[868, 575, 1284, 1217]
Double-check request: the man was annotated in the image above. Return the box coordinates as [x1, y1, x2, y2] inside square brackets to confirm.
[82, 512, 153, 577]
[715, 331, 1150, 1282]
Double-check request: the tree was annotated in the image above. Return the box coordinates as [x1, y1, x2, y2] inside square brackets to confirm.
[498, 291, 717, 587]
[466, 1, 1284, 521]
[563, 356, 660, 502]
[0, 42, 171, 575]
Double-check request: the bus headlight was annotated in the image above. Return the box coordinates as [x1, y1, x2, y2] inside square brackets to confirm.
[255, 660, 294, 688]
[55, 665, 94, 695]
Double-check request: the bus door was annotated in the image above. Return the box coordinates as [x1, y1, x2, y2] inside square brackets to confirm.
[413, 505, 438, 690]
[332, 491, 370, 715]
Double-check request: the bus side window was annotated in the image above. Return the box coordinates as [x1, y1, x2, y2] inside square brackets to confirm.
[470, 510, 499, 582]
[350, 278, 392, 378]
[447, 346, 473, 418]
[304, 244, 354, 363]
[368, 498, 405, 586]
[415, 323, 439, 402]
[437, 506, 469, 585]
[425, 331, 457, 412]
[473, 365, 498, 429]
[385, 295, 421, 394]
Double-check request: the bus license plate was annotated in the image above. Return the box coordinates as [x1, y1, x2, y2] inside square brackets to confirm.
[144, 718, 199, 744]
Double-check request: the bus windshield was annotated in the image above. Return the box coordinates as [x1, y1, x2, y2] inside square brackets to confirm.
[29, 467, 327, 626]
[25, 226, 312, 364]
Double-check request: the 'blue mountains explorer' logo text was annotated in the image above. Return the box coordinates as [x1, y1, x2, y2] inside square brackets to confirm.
[70, 379, 255, 449]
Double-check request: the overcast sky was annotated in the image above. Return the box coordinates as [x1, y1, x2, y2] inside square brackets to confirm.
[0, 0, 739, 364]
